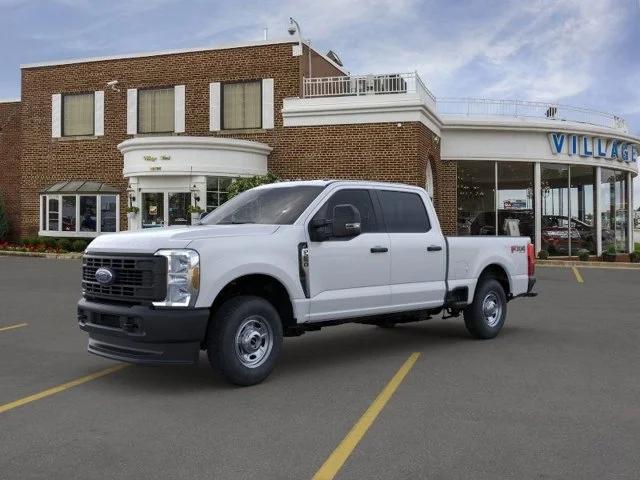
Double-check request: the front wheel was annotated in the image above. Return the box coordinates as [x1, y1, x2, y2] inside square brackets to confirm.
[206, 295, 283, 386]
[463, 279, 507, 339]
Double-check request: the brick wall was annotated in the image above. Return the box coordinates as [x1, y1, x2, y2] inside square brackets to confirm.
[13, 41, 446, 238]
[0, 101, 21, 238]
[18, 42, 303, 237]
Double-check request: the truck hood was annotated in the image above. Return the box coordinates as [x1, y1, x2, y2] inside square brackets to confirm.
[86, 224, 280, 254]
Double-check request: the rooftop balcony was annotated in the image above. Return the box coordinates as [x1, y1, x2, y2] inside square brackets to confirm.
[302, 73, 629, 133]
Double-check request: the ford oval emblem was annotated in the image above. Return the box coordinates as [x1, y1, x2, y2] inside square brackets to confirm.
[95, 267, 115, 285]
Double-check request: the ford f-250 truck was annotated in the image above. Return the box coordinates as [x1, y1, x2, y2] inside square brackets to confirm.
[78, 180, 536, 385]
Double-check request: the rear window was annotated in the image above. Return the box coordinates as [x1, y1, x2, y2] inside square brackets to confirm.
[379, 190, 430, 233]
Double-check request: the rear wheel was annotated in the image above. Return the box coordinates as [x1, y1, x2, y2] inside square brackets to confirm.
[207, 295, 283, 386]
[463, 279, 507, 339]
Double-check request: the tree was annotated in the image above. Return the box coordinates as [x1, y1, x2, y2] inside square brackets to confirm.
[0, 193, 9, 241]
[226, 173, 280, 199]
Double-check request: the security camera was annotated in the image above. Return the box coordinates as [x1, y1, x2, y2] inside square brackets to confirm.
[287, 24, 296, 35]
[106, 80, 120, 92]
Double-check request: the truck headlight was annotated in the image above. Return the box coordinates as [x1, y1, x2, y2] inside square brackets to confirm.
[153, 249, 200, 308]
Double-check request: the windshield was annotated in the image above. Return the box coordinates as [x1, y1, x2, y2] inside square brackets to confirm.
[200, 185, 325, 225]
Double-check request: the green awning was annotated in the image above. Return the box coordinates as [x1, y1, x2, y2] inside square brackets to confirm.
[41, 180, 120, 194]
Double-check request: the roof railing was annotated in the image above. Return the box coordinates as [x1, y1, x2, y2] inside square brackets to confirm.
[301, 74, 628, 132]
[302, 72, 436, 106]
[436, 97, 628, 132]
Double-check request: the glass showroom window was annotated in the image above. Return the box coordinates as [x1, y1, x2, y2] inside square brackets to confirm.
[138, 87, 175, 134]
[497, 162, 534, 242]
[457, 161, 496, 235]
[601, 168, 629, 253]
[206, 177, 232, 212]
[40, 194, 119, 236]
[222, 81, 261, 130]
[541, 164, 596, 256]
[62, 92, 94, 136]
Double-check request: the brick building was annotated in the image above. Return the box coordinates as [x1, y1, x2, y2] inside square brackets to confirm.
[1, 37, 638, 254]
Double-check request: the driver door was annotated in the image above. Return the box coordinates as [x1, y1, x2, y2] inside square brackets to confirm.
[306, 188, 391, 322]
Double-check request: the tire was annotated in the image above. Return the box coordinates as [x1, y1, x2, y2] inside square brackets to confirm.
[206, 295, 283, 386]
[463, 279, 507, 339]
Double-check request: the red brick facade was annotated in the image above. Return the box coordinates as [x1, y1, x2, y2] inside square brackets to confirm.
[0, 101, 21, 238]
[1, 41, 455, 238]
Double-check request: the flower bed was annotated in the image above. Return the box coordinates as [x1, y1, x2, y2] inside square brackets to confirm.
[0, 237, 89, 254]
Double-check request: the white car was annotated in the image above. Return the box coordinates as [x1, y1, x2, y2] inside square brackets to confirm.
[78, 180, 536, 385]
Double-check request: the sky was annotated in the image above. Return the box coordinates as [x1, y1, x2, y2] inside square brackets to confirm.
[1, 0, 639, 198]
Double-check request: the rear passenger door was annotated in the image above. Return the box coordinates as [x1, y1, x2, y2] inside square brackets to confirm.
[376, 189, 446, 310]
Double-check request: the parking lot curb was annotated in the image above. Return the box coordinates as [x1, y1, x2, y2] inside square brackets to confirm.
[0, 250, 83, 260]
[538, 259, 640, 269]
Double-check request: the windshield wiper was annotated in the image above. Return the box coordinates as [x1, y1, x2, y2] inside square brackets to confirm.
[217, 221, 255, 225]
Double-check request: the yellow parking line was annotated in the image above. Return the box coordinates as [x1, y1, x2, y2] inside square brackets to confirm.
[572, 266, 584, 283]
[0, 364, 128, 415]
[0, 323, 28, 333]
[312, 352, 420, 480]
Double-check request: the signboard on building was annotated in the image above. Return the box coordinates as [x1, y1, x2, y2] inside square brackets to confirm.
[548, 133, 639, 163]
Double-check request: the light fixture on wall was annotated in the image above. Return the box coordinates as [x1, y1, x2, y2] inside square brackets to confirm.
[433, 135, 440, 145]
[126, 185, 136, 203]
[190, 184, 200, 203]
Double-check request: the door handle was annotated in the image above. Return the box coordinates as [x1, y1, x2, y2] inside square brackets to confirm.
[370, 247, 389, 253]
[427, 245, 442, 252]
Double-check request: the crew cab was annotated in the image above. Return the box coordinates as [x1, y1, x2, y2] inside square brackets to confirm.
[78, 180, 536, 385]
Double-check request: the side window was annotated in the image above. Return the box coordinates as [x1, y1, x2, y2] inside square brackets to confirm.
[380, 190, 431, 233]
[313, 189, 379, 235]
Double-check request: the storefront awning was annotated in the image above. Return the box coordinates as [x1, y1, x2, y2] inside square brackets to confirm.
[40, 180, 120, 195]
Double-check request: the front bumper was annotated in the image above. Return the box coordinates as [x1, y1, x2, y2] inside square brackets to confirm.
[77, 298, 210, 365]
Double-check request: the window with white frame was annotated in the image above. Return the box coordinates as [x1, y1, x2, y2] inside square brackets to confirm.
[62, 92, 94, 136]
[222, 81, 261, 130]
[206, 177, 232, 212]
[138, 87, 175, 133]
[40, 194, 119, 237]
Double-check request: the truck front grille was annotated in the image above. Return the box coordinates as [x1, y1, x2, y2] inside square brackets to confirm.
[82, 254, 166, 303]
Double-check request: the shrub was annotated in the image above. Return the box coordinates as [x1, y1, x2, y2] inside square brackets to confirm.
[577, 249, 590, 261]
[57, 238, 72, 252]
[71, 239, 88, 252]
[0, 194, 9, 241]
[629, 251, 640, 263]
[537, 250, 549, 260]
[40, 236, 59, 249]
[226, 173, 279, 199]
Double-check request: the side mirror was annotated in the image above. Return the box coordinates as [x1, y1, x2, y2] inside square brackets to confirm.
[309, 218, 331, 242]
[332, 204, 361, 238]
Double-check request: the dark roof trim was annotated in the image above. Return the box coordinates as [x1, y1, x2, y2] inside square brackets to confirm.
[40, 180, 120, 194]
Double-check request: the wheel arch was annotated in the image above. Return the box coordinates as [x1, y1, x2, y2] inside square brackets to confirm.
[208, 273, 296, 334]
[477, 263, 511, 297]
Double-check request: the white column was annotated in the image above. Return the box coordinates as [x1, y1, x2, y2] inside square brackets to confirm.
[595, 167, 602, 256]
[628, 171, 633, 253]
[534, 162, 541, 253]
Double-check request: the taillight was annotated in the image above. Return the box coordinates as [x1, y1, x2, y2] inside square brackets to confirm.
[527, 243, 535, 277]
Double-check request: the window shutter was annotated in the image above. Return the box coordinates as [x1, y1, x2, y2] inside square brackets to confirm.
[262, 78, 274, 129]
[174, 85, 185, 133]
[51, 94, 62, 138]
[94, 91, 104, 136]
[209, 82, 221, 131]
[127, 88, 137, 135]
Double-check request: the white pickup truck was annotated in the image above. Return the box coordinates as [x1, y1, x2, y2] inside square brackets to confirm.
[78, 180, 536, 385]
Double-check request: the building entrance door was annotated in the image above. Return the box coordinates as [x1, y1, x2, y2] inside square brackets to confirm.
[142, 192, 165, 228]
[168, 192, 191, 226]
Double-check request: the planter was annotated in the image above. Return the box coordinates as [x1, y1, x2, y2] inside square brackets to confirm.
[190, 212, 202, 224]
[602, 253, 630, 263]
[127, 212, 139, 231]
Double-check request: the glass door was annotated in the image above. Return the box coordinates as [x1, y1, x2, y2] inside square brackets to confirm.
[142, 192, 165, 228]
[168, 192, 191, 226]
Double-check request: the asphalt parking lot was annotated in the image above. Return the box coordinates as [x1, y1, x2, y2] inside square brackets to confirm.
[0, 257, 639, 480]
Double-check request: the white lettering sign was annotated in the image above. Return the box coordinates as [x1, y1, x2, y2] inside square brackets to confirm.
[548, 132, 638, 163]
